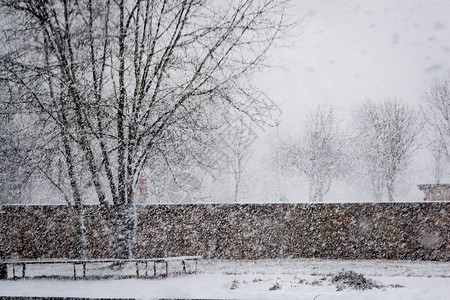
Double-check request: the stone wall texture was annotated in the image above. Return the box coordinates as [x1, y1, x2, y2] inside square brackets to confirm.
[0, 203, 448, 261]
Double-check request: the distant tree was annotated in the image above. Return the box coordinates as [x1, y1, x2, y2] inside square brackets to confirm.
[276, 106, 347, 202]
[301, 106, 347, 202]
[223, 118, 255, 202]
[353, 100, 422, 201]
[0, 0, 289, 258]
[423, 78, 450, 183]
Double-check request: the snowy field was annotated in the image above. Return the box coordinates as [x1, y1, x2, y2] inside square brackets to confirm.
[0, 258, 449, 299]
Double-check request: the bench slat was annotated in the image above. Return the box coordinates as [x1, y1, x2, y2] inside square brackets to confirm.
[5, 256, 201, 265]
[2, 256, 201, 280]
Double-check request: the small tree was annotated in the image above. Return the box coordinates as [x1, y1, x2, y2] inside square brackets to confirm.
[353, 99, 422, 201]
[302, 106, 347, 202]
[276, 106, 347, 202]
[225, 119, 255, 202]
[423, 78, 450, 183]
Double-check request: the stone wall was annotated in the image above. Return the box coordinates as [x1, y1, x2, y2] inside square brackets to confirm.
[0, 203, 448, 260]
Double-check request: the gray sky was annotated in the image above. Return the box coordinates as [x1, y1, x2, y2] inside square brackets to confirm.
[257, 0, 450, 133]
[239, 0, 450, 202]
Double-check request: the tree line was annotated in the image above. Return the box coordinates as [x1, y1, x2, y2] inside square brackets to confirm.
[275, 78, 449, 202]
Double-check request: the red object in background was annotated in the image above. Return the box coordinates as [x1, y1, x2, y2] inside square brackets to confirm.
[138, 177, 148, 197]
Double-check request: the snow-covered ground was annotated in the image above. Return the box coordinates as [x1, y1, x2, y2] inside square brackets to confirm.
[1, 258, 449, 299]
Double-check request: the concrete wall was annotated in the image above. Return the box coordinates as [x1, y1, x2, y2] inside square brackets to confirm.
[0, 203, 448, 261]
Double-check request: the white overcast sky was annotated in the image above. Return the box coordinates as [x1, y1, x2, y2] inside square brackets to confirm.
[256, 0, 450, 133]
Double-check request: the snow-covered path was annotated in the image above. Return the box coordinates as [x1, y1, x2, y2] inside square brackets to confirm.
[0, 259, 449, 299]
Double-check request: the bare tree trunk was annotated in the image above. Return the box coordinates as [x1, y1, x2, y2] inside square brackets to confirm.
[234, 162, 241, 202]
[72, 206, 88, 259]
[386, 178, 395, 202]
[60, 114, 87, 259]
[371, 173, 383, 202]
[309, 181, 315, 202]
[317, 182, 324, 202]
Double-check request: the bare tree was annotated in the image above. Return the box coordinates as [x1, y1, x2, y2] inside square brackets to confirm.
[423, 78, 450, 183]
[302, 107, 347, 202]
[353, 99, 422, 201]
[0, 0, 289, 258]
[276, 106, 347, 202]
[226, 119, 255, 202]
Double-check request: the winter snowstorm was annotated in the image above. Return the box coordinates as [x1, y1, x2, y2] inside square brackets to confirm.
[0, 0, 449, 299]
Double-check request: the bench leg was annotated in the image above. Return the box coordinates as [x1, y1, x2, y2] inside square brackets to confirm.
[0, 262, 7, 280]
[153, 262, 156, 277]
[73, 263, 76, 280]
[12, 265, 15, 280]
[165, 261, 168, 277]
[136, 262, 139, 278]
[83, 263, 86, 278]
[145, 262, 148, 277]
[22, 264, 25, 278]
[182, 260, 186, 274]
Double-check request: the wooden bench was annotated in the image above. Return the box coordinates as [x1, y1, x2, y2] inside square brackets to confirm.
[2, 256, 201, 280]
